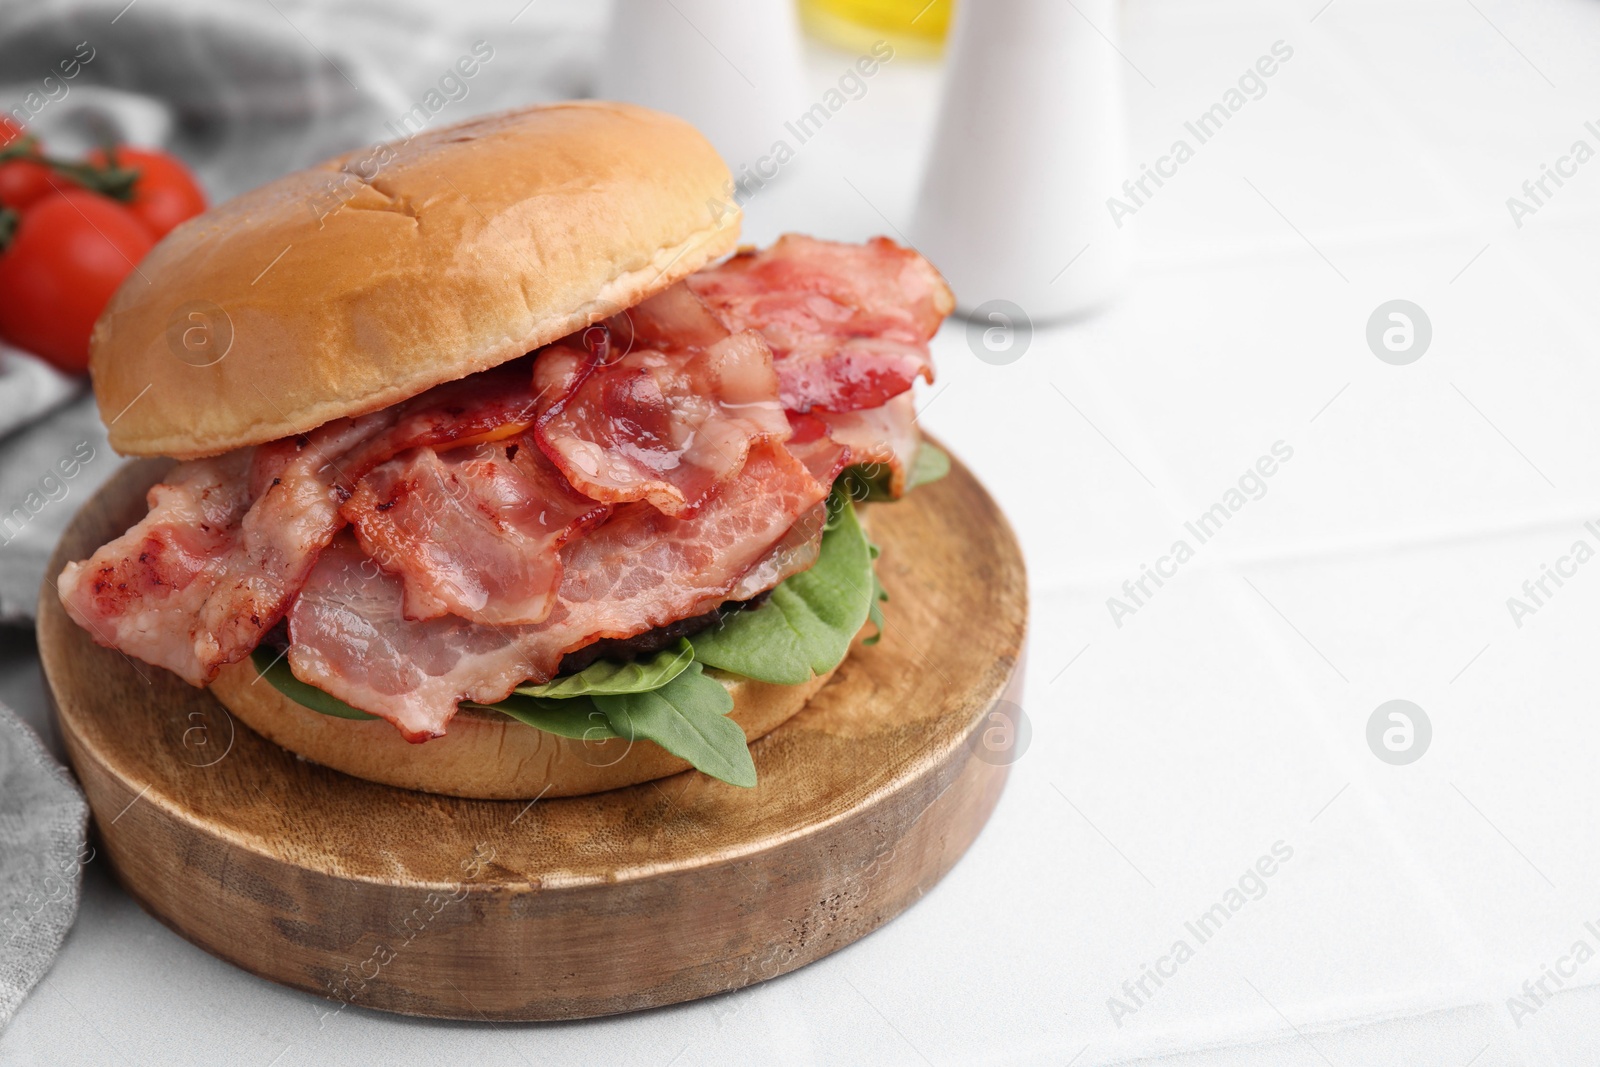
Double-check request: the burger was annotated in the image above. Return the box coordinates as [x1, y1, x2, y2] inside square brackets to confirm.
[57, 102, 954, 800]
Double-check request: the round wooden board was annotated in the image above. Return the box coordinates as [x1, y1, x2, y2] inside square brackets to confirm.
[38, 445, 1027, 1021]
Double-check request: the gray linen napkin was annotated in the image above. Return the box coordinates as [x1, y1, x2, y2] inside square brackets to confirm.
[0, 385, 116, 625]
[0, 702, 91, 1024]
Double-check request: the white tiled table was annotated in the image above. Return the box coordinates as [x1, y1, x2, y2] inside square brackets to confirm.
[6, 0, 1600, 1062]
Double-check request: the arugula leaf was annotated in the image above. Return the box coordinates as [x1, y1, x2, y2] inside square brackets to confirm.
[469, 694, 619, 740]
[496, 662, 754, 786]
[593, 661, 754, 787]
[514, 639, 693, 699]
[690, 493, 875, 685]
[863, 541, 889, 646]
[251, 646, 379, 720]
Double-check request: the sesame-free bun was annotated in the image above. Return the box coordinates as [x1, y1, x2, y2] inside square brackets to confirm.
[91, 102, 740, 460]
[208, 661, 834, 799]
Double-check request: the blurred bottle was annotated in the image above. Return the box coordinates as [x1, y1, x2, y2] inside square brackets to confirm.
[909, 0, 1129, 322]
[800, 0, 952, 59]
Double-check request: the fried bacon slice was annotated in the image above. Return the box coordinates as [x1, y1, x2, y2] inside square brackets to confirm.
[58, 237, 949, 736]
[341, 431, 610, 626]
[288, 444, 827, 739]
[533, 284, 789, 518]
[687, 235, 952, 414]
[59, 364, 540, 683]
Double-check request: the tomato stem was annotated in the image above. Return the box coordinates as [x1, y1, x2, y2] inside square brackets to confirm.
[0, 206, 16, 251]
[0, 135, 39, 161]
[0, 139, 140, 203]
[47, 156, 140, 201]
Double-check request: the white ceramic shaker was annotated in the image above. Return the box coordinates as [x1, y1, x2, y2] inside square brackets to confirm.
[600, 0, 809, 182]
[909, 0, 1131, 321]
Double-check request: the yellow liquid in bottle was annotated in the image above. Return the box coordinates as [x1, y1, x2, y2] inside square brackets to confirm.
[799, 0, 953, 59]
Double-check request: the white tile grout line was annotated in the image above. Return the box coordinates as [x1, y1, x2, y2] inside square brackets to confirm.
[1024, 308, 1549, 1059]
[1209, 564, 1559, 1066]
[984, 10, 1574, 1061]
[1302, 23, 1487, 225]
[1307, 14, 1598, 362]
[1019, 506, 1600, 597]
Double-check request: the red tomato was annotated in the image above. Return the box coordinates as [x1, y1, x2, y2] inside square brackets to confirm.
[0, 117, 59, 208]
[0, 191, 155, 373]
[0, 158, 68, 209]
[89, 146, 206, 239]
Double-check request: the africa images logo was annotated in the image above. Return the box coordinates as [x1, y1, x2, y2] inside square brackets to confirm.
[1106, 841, 1295, 1027]
[1107, 442, 1294, 627]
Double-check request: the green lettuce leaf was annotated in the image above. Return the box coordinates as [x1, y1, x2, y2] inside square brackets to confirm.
[593, 660, 754, 787]
[513, 639, 693, 699]
[689, 492, 875, 685]
[250, 646, 378, 720]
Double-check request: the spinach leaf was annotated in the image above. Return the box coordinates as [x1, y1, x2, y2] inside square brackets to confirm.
[593, 661, 755, 787]
[837, 441, 951, 502]
[514, 639, 693, 699]
[476, 694, 620, 741]
[690, 493, 875, 685]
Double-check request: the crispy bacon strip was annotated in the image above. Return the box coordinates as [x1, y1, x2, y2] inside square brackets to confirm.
[55, 416, 388, 685]
[687, 235, 952, 414]
[342, 432, 609, 625]
[534, 284, 789, 517]
[727, 499, 827, 603]
[288, 443, 827, 739]
[58, 451, 253, 685]
[58, 365, 542, 683]
[58, 238, 947, 726]
[821, 393, 920, 499]
[342, 360, 543, 470]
